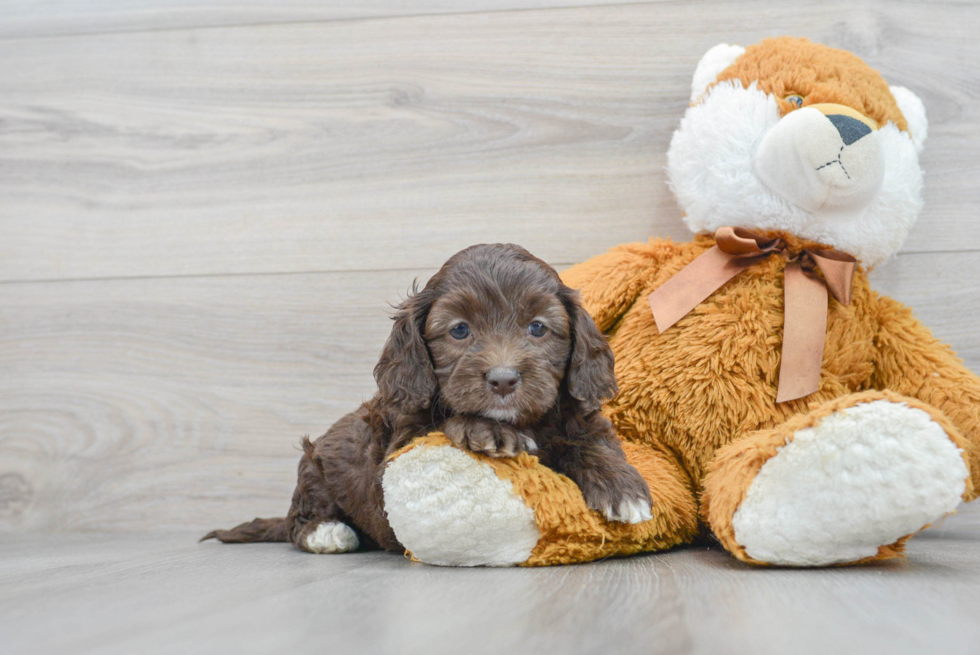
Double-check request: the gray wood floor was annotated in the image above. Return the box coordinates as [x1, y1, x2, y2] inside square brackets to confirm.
[2, 0, 980, 653]
[3, 504, 980, 655]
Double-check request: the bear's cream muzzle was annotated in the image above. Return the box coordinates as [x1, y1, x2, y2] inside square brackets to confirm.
[754, 103, 884, 217]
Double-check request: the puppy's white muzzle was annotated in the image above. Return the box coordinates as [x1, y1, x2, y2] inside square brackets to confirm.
[755, 103, 884, 217]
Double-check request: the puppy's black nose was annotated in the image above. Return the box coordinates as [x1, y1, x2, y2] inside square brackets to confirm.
[487, 367, 520, 396]
[826, 114, 872, 146]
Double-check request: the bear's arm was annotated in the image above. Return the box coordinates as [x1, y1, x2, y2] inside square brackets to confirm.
[560, 240, 679, 332]
[872, 292, 980, 499]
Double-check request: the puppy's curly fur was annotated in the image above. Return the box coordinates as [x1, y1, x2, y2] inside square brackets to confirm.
[204, 244, 652, 554]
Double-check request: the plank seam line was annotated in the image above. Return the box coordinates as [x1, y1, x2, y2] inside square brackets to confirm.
[0, 248, 975, 286]
[0, 263, 582, 286]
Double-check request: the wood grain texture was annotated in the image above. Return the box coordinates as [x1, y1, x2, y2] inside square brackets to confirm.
[1, 0, 979, 283]
[2, 505, 979, 655]
[1, 252, 977, 534]
[0, 269, 412, 532]
[0, 0, 660, 39]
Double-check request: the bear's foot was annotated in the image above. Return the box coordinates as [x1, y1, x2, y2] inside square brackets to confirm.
[383, 434, 699, 566]
[704, 392, 970, 566]
[382, 439, 541, 566]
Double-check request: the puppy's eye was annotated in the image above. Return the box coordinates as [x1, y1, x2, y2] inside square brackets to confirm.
[449, 323, 470, 340]
[528, 321, 547, 337]
[785, 94, 804, 109]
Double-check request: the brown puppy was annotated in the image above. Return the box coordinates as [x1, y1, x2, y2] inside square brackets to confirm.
[204, 244, 653, 555]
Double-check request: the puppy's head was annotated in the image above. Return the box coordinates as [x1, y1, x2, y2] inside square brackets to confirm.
[373, 244, 616, 426]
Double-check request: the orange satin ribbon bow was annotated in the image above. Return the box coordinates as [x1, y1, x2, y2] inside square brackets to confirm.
[647, 227, 857, 403]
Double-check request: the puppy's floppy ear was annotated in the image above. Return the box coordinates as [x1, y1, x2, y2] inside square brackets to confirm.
[562, 288, 618, 412]
[374, 286, 438, 415]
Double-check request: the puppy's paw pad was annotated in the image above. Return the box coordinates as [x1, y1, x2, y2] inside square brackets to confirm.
[603, 498, 654, 524]
[305, 521, 359, 554]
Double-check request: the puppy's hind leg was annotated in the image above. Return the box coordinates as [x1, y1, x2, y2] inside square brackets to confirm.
[287, 437, 361, 554]
[299, 521, 361, 554]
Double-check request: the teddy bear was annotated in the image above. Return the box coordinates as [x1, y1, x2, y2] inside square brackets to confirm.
[380, 36, 979, 567]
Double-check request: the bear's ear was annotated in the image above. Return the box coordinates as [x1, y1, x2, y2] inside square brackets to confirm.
[690, 43, 745, 103]
[890, 85, 928, 153]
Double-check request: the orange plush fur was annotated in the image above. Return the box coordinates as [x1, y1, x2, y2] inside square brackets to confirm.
[713, 36, 908, 130]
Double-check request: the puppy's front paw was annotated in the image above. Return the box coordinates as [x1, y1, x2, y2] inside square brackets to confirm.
[604, 496, 654, 524]
[581, 467, 653, 524]
[444, 416, 534, 458]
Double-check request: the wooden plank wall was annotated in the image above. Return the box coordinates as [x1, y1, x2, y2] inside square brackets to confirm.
[1, 0, 978, 533]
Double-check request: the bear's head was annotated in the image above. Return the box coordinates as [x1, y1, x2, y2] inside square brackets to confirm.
[666, 36, 927, 267]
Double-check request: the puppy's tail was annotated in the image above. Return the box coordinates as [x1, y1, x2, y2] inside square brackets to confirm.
[200, 517, 289, 544]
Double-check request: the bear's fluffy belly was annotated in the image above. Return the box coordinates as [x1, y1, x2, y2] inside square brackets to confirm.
[603, 259, 879, 484]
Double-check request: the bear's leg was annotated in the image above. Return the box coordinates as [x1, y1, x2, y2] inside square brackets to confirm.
[702, 390, 972, 566]
[382, 435, 699, 566]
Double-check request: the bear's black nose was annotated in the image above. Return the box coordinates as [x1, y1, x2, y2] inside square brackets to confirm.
[826, 114, 872, 146]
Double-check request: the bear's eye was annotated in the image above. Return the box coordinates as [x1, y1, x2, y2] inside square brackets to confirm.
[785, 94, 804, 109]
[449, 323, 471, 340]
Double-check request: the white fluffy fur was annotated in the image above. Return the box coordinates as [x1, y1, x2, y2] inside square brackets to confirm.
[732, 400, 968, 566]
[305, 521, 360, 554]
[482, 407, 519, 422]
[890, 85, 928, 153]
[667, 79, 925, 268]
[690, 43, 745, 102]
[754, 106, 885, 215]
[382, 444, 539, 567]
